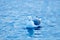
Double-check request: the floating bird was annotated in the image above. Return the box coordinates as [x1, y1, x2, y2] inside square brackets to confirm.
[26, 16, 41, 37]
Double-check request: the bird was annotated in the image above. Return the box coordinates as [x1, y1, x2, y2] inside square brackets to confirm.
[26, 16, 42, 30]
[26, 16, 41, 37]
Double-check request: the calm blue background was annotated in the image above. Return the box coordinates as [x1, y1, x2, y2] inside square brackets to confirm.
[0, 0, 60, 40]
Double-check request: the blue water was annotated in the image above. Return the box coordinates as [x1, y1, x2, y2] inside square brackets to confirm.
[0, 0, 60, 40]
